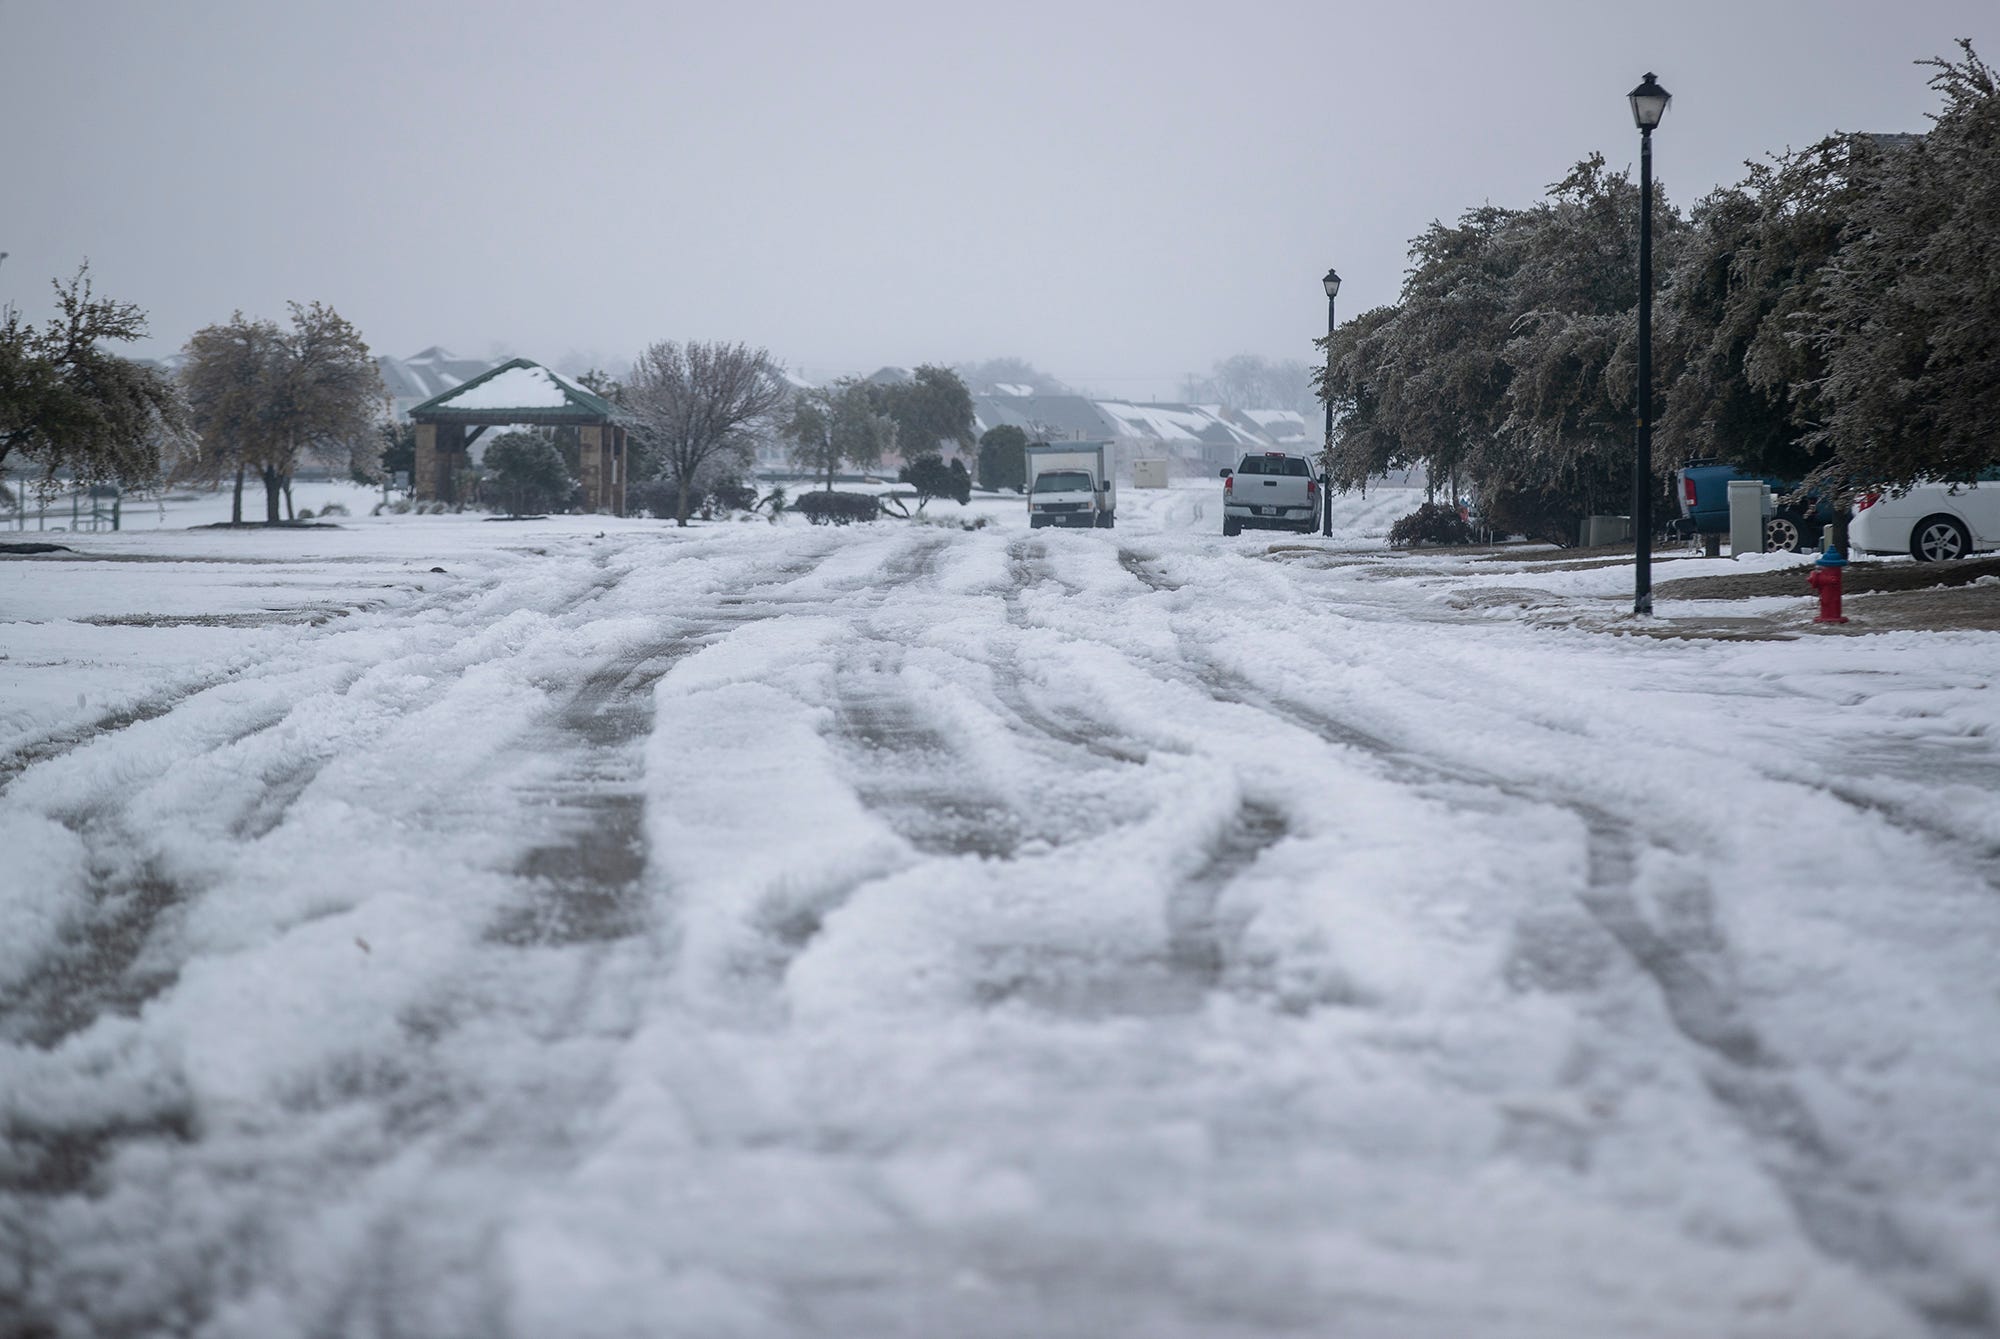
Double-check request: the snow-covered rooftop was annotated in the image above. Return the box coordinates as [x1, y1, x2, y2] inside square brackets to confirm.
[432, 363, 583, 411]
[409, 358, 613, 420]
[1094, 401, 1262, 446]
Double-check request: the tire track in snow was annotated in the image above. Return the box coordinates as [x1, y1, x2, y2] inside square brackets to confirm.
[1571, 807, 1996, 1339]
[812, 537, 1291, 1018]
[488, 539, 861, 948]
[968, 799, 1292, 1018]
[0, 572, 475, 800]
[486, 645, 692, 948]
[0, 552, 631, 1052]
[1165, 615, 1997, 1336]
[1116, 546, 1182, 593]
[0, 857, 189, 1052]
[0, 539, 856, 1335]
[824, 655, 1025, 859]
[995, 539, 1148, 765]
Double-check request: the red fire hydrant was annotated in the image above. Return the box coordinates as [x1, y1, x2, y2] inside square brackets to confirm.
[1808, 547, 1849, 624]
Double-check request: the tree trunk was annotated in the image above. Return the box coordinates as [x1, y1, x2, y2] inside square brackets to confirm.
[283, 477, 294, 521]
[676, 474, 691, 528]
[263, 468, 283, 523]
[231, 465, 244, 524]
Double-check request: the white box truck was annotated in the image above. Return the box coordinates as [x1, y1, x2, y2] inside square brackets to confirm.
[1026, 442, 1115, 529]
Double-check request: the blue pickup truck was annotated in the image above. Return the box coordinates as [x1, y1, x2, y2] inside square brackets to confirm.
[1672, 461, 1832, 553]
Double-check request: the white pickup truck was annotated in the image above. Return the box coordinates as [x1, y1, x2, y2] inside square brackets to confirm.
[1221, 450, 1320, 536]
[1026, 442, 1116, 529]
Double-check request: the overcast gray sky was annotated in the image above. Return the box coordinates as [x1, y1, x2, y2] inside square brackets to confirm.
[4, 0, 1995, 397]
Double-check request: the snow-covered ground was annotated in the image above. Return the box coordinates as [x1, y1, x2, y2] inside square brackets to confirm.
[3, 483, 1997, 1338]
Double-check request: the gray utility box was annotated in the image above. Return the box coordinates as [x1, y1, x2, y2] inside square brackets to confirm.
[1727, 479, 1772, 555]
[1132, 459, 1170, 489]
[1580, 515, 1632, 547]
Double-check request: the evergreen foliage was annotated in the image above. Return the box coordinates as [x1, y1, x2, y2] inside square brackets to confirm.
[898, 453, 971, 511]
[976, 425, 1029, 491]
[0, 264, 191, 489]
[1802, 43, 2000, 492]
[483, 430, 574, 516]
[181, 302, 384, 523]
[795, 490, 881, 525]
[376, 420, 416, 484]
[868, 365, 974, 463]
[1387, 502, 1479, 547]
[1320, 156, 1681, 544]
[782, 380, 896, 491]
[1316, 44, 2000, 545]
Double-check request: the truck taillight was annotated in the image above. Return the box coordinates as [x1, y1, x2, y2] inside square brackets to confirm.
[1682, 476, 1698, 507]
[1307, 479, 1319, 497]
[1224, 476, 1233, 496]
[1856, 490, 1882, 511]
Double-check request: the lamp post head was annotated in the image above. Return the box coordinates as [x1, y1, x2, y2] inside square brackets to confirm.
[1629, 73, 1670, 131]
[1322, 267, 1342, 299]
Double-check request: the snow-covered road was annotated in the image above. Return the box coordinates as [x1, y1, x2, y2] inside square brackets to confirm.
[4, 485, 1998, 1338]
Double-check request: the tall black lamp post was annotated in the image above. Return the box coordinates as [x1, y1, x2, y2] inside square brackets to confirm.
[1320, 266, 1340, 537]
[1629, 72, 1669, 614]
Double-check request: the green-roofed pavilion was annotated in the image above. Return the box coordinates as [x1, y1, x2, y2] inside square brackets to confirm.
[408, 358, 627, 514]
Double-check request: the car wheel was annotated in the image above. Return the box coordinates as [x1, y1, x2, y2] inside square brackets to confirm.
[1223, 518, 1241, 537]
[1764, 514, 1808, 553]
[1910, 514, 1970, 562]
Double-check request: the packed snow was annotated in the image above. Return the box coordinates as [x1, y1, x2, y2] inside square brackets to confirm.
[426, 363, 589, 411]
[2, 481, 1996, 1338]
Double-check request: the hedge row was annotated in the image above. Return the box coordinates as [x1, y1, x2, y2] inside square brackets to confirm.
[795, 491, 882, 525]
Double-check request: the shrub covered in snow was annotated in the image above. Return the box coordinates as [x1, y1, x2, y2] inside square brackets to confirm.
[485, 431, 575, 517]
[1388, 502, 1478, 547]
[630, 471, 760, 522]
[795, 491, 882, 525]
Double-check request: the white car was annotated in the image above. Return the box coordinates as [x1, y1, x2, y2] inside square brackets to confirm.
[1848, 475, 2000, 561]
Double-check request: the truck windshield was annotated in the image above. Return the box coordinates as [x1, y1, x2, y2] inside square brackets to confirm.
[1033, 471, 1094, 494]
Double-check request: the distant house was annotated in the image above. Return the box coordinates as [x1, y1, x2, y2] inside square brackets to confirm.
[378, 347, 507, 421]
[1230, 408, 1314, 449]
[971, 393, 1277, 479]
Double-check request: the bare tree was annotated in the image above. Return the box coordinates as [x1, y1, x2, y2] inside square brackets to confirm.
[623, 340, 788, 525]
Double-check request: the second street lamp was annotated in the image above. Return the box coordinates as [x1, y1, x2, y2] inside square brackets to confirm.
[1629, 71, 1669, 615]
[1321, 266, 1340, 538]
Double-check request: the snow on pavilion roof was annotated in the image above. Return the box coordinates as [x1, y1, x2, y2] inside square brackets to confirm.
[408, 358, 616, 421]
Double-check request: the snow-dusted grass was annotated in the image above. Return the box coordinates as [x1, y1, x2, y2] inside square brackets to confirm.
[2, 483, 1996, 1337]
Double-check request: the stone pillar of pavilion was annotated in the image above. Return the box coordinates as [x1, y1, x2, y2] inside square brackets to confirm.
[413, 424, 440, 499]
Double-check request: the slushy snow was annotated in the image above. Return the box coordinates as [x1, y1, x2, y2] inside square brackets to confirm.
[1, 482, 1995, 1338]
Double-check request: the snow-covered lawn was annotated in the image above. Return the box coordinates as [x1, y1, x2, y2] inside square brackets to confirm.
[2, 484, 1996, 1338]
